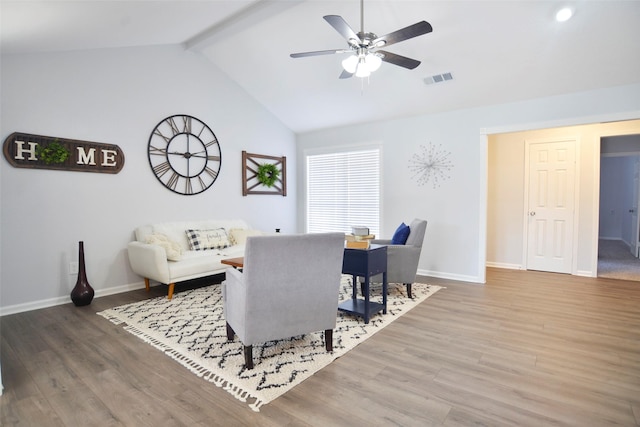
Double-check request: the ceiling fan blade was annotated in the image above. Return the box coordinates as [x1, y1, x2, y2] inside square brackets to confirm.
[290, 49, 349, 58]
[378, 50, 421, 70]
[372, 21, 433, 48]
[339, 69, 354, 79]
[324, 15, 361, 44]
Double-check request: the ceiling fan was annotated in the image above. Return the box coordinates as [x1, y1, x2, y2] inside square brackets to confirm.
[290, 0, 433, 79]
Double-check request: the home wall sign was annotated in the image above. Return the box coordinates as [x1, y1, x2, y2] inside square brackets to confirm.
[3, 132, 125, 174]
[242, 151, 286, 196]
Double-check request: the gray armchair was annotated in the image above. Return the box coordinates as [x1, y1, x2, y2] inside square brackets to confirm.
[367, 219, 427, 298]
[222, 232, 345, 369]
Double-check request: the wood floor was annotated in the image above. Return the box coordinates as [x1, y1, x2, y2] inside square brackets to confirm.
[2, 268, 639, 426]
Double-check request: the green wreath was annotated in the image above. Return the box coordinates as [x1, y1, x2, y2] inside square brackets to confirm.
[256, 163, 280, 188]
[36, 140, 70, 165]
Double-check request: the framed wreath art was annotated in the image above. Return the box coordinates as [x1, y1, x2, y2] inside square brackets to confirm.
[256, 163, 280, 188]
[242, 151, 287, 196]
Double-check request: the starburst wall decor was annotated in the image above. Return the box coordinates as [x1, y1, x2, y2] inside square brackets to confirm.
[408, 143, 453, 188]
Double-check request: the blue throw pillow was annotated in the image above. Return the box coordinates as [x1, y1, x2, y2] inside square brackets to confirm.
[391, 222, 410, 245]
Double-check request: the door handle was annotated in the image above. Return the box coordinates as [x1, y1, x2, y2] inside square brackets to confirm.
[529, 211, 536, 216]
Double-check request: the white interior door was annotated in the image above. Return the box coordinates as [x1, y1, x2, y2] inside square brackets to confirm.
[525, 139, 576, 273]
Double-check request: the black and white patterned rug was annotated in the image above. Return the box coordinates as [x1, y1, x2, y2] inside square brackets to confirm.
[98, 276, 442, 411]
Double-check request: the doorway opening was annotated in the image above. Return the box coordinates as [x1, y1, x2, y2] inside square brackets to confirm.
[598, 134, 640, 281]
[485, 118, 640, 282]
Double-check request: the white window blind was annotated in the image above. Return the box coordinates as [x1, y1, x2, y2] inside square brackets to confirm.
[306, 148, 380, 236]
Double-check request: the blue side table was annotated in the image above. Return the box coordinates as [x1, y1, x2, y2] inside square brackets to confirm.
[338, 244, 388, 324]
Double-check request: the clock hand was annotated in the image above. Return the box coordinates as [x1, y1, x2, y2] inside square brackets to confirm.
[167, 151, 195, 159]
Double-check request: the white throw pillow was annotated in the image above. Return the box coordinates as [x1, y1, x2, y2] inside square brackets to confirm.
[145, 233, 183, 261]
[228, 228, 263, 245]
[186, 228, 230, 250]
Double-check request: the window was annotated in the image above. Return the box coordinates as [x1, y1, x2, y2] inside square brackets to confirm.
[306, 147, 380, 236]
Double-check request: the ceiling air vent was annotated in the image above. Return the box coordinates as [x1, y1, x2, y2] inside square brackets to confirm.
[424, 72, 453, 85]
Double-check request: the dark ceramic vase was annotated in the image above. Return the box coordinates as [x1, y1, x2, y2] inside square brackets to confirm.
[71, 241, 95, 306]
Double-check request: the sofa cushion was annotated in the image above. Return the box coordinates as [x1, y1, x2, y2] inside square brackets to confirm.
[136, 219, 250, 249]
[186, 228, 230, 250]
[145, 233, 183, 261]
[228, 228, 263, 245]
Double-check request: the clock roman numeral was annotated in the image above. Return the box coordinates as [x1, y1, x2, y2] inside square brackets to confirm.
[196, 176, 207, 191]
[149, 145, 168, 156]
[182, 116, 191, 134]
[185, 178, 193, 195]
[153, 128, 171, 143]
[153, 161, 171, 177]
[166, 172, 179, 190]
[166, 117, 180, 136]
[194, 123, 210, 139]
[205, 139, 219, 148]
[204, 166, 218, 179]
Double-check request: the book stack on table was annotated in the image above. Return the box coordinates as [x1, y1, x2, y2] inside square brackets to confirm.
[345, 227, 375, 249]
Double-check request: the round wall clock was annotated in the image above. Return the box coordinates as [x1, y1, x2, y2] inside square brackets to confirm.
[147, 114, 221, 195]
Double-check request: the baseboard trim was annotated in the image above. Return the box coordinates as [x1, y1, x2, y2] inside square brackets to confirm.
[486, 262, 523, 270]
[0, 281, 147, 317]
[418, 269, 483, 284]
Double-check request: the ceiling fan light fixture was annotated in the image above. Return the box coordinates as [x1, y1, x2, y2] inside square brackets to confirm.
[355, 57, 371, 78]
[365, 53, 382, 72]
[342, 54, 359, 73]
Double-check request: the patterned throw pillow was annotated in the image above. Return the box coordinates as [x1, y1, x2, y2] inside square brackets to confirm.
[185, 228, 230, 250]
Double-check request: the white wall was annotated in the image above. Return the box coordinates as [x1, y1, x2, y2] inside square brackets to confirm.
[297, 84, 640, 283]
[1, 45, 296, 314]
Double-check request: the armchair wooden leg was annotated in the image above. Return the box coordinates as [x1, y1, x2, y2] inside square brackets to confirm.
[144, 278, 150, 292]
[324, 329, 333, 352]
[167, 283, 175, 300]
[405, 283, 412, 299]
[244, 345, 254, 370]
[226, 322, 235, 341]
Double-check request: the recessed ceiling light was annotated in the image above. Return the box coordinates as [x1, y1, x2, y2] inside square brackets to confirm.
[555, 7, 573, 22]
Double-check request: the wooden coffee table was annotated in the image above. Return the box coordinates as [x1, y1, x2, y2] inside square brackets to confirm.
[221, 257, 244, 269]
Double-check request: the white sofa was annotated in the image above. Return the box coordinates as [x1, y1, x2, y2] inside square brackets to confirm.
[128, 219, 261, 299]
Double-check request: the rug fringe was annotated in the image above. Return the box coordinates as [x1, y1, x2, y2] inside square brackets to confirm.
[121, 325, 263, 411]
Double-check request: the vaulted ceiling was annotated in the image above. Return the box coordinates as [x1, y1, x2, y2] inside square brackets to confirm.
[2, 1, 640, 133]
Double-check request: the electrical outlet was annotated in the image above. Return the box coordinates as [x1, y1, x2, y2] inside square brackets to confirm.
[69, 261, 79, 275]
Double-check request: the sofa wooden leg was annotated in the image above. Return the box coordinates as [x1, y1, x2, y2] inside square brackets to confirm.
[226, 322, 235, 341]
[406, 283, 412, 299]
[144, 278, 150, 292]
[244, 345, 254, 369]
[167, 283, 175, 300]
[324, 329, 333, 352]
